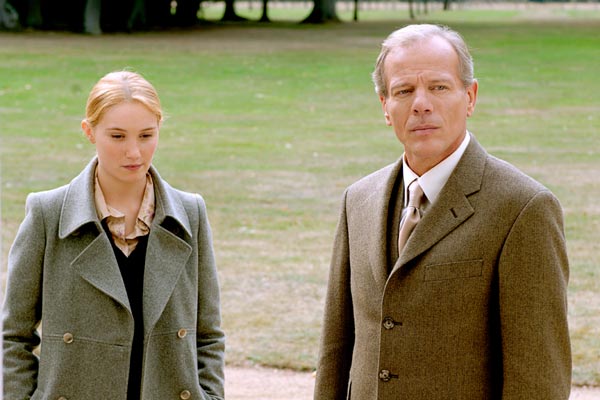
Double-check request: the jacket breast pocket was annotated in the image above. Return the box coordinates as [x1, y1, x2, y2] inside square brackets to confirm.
[423, 259, 483, 281]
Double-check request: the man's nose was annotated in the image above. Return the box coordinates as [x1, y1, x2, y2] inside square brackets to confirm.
[412, 88, 433, 115]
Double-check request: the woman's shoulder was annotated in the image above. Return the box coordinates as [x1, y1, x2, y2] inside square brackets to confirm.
[25, 184, 70, 210]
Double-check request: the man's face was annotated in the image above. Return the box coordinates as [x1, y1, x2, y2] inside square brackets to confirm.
[379, 36, 477, 175]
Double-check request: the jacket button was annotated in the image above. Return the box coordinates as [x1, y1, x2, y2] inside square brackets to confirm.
[379, 369, 391, 382]
[177, 328, 187, 339]
[63, 333, 74, 344]
[382, 317, 396, 330]
[179, 389, 191, 399]
[57, 397, 68, 400]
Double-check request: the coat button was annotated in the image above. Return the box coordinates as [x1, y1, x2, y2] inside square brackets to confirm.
[57, 397, 68, 400]
[177, 328, 188, 339]
[382, 317, 395, 330]
[379, 369, 391, 382]
[179, 389, 191, 399]
[63, 333, 74, 344]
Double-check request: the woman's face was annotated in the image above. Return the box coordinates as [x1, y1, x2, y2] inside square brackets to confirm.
[82, 101, 159, 188]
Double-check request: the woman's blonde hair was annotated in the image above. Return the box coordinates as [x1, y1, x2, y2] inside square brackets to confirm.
[84, 71, 163, 127]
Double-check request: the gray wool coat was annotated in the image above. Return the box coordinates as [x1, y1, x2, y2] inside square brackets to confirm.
[314, 135, 571, 400]
[2, 158, 225, 400]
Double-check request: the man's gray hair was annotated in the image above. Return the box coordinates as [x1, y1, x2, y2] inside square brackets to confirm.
[372, 24, 475, 98]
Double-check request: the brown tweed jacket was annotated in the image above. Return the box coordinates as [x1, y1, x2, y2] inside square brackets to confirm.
[314, 135, 571, 400]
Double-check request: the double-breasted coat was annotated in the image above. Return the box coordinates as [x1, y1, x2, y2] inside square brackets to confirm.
[314, 136, 571, 399]
[2, 158, 225, 400]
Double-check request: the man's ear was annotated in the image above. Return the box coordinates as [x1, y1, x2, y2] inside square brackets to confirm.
[81, 120, 95, 144]
[379, 95, 392, 126]
[466, 80, 478, 117]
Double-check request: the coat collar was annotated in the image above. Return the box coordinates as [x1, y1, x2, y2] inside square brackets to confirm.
[367, 134, 487, 286]
[61, 158, 194, 329]
[58, 157, 192, 240]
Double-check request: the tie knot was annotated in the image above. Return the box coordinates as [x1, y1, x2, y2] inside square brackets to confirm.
[407, 180, 424, 209]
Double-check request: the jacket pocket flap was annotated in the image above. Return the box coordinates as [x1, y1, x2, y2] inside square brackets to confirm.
[423, 259, 483, 281]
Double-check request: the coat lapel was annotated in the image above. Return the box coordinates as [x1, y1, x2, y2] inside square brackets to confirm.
[72, 234, 131, 311]
[393, 136, 488, 272]
[366, 160, 404, 289]
[142, 228, 192, 332]
[142, 166, 193, 333]
[59, 158, 131, 311]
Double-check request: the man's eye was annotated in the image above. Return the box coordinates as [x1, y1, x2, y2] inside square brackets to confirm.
[395, 89, 412, 96]
[432, 85, 447, 91]
[111, 134, 124, 139]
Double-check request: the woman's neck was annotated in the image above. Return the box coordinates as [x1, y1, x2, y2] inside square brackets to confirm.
[97, 172, 147, 212]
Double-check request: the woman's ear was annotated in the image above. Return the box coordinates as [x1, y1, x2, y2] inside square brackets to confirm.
[81, 120, 95, 144]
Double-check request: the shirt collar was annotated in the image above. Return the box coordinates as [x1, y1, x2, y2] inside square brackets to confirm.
[402, 132, 471, 207]
[94, 170, 155, 256]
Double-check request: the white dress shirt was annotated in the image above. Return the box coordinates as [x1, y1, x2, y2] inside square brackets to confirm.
[402, 132, 471, 210]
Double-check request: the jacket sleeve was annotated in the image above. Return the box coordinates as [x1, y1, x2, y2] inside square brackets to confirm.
[498, 190, 571, 399]
[2, 193, 46, 399]
[194, 194, 226, 400]
[314, 189, 355, 400]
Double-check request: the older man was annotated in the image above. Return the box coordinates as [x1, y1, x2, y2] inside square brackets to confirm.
[314, 24, 571, 400]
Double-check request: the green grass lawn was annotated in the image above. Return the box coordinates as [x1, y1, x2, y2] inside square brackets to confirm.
[1, 4, 599, 386]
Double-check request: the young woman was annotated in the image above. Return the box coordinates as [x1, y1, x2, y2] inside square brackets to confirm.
[2, 71, 225, 400]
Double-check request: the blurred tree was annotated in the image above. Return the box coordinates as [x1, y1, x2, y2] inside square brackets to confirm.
[0, 0, 21, 30]
[259, 0, 270, 22]
[83, 0, 101, 33]
[173, 0, 202, 26]
[221, 0, 245, 21]
[302, 0, 339, 23]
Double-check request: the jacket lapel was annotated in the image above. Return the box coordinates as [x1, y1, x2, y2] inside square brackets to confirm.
[142, 167, 193, 333]
[393, 136, 487, 272]
[60, 158, 131, 311]
[72, 234, 131, 311]
[366, 160, 404, 290]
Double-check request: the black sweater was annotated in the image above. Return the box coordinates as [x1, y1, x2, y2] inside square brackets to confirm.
[103, 222, 148, 400]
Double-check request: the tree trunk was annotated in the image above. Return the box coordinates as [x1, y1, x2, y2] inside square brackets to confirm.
[443, 0, 451, 11]
[408, 0, 415, 20]
[173, 0, 201, 26]
[221, 0, 246, 21]
[25, 0, 42, 28]
[302, 0, 339, 23]
[127, 0, 146, 31]
[83, 0, 101, 34]
[259, 0, 270, 22]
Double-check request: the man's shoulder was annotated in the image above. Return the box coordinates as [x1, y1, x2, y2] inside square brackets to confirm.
[347, 161, 399, 195]
[484, 153, 549, 194]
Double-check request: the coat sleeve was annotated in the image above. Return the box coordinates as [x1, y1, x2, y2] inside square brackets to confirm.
[314, 189, 355, 400]
[2, 193, 45, 399]
[194, 194, 226, 400]
[498, 190, 571, 399]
